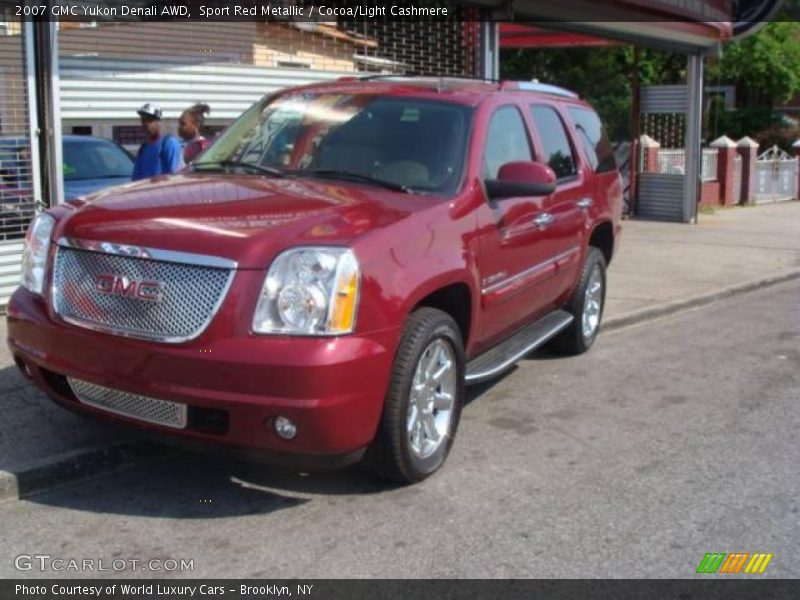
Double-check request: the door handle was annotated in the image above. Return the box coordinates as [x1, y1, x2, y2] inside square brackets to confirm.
[577, 198, 594, 210]
[533, 213, 555, 228]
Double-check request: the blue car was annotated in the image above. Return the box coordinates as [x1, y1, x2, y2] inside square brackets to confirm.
[0, 135, 134, 201]
[62, 135, 134, 199]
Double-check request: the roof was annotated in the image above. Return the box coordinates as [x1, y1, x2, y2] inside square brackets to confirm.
[280, 76, 582, 105]
[61, 135, 118, 144]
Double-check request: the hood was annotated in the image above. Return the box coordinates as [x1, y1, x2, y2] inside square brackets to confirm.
[64, 177, 132, 201]
[57, 173, 419, 268]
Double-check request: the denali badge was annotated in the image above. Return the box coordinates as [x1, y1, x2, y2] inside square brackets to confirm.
[95, 274, 164, 302]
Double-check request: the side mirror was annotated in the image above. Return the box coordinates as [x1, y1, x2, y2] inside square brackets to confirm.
[485, 161, 557, 200]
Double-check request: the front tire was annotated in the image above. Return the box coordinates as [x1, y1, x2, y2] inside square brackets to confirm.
[552, 247, 607, 355]
[363, 307, 465, 484]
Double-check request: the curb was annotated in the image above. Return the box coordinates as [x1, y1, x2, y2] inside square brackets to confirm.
[604, 270, 800, 332]
[0, 442, 164, 502]
[1, 270, 798, 501]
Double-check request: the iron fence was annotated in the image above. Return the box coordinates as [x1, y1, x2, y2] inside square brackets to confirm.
[754, 158, 798, 203]
[754, 145, 798, 203]
[657, 148, 717, 182]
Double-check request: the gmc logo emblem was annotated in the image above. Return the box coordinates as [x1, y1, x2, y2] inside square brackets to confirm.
[95, 274, 164, 302]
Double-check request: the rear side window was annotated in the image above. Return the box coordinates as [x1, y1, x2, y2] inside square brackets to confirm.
[567, 106, 616, 173]
[483, 106, 533, 179]
[529, 105, 578, 180]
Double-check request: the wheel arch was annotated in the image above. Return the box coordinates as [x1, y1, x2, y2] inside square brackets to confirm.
[406, 278, 475, 351]
[588, 220, 615, 266]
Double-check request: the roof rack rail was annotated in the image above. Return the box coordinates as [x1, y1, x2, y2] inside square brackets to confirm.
[500, 80, 579, 99]
[337, 74, 501, 86]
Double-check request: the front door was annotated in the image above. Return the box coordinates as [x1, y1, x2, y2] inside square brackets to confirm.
[475, 105, 558, 347]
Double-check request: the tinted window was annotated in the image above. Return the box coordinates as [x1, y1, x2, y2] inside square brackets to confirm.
[198, 94, 472, 195]
[530, 105, 577, 179]
[483, 106, 532, 179]
[62, 140, 133, 181]
[567, 106, 616, 173]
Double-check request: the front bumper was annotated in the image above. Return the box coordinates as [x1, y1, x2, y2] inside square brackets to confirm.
[7, 287, 398, 463]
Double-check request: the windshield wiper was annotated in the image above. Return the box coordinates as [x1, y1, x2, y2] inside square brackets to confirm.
[193, 160, 285, 178]
[298, 169, 411, 193]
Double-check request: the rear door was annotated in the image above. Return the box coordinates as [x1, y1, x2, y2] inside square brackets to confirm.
[526, 103, 589, 299]
[565, 104, 623, 229]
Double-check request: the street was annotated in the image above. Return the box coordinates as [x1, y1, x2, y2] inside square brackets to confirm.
[1, 279, 798, 579]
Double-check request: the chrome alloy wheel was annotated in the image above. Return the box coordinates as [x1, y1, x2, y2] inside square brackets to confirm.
[406, 339, 457, 459]
[582, 264, 604, 340]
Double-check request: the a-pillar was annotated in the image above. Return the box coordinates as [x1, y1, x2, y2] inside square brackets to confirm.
[736, 137, 759, 206]
[711, 135, 737, 206]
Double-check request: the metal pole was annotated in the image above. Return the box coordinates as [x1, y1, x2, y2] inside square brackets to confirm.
[629, 47, 641, 217]
[32, 21, 63, 208]
[480, 22, 499, 80]
[23, 21, 43, 211]
[684, 53, 704, 224]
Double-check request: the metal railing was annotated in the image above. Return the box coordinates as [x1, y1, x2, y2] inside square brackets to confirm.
[657, 148, 718, 182]
[754, 156, 798, 203]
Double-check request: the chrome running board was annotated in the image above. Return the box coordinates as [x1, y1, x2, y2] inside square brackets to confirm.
[465, 310, 573, 385]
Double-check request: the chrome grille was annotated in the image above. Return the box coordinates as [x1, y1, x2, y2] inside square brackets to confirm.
[52, 245, 233, 343]
[68, 378, 187, 429]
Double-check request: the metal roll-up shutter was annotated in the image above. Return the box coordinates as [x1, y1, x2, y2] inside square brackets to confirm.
[0, 14, 36, 307]
[637, 174, 687, 222]
[57, 14, 482, 148]
[57, 21, 370, 149]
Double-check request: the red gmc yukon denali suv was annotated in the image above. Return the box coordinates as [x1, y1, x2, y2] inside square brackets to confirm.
[8, 77, 622, 483]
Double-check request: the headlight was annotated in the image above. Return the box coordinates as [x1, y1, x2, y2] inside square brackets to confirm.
[253, 247, 360, 335]
[20, 212, 55, 295]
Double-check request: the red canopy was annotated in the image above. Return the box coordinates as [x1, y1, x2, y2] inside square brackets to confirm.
[500, 24, 617, 48]
[499, 22, 733, 51]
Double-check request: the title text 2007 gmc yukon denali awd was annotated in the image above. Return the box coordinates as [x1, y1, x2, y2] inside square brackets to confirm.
[8, 77, 622, 484]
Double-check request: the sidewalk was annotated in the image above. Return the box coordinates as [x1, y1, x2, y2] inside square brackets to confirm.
[605, 201, 800, 325]
[1, 201, 799, 498]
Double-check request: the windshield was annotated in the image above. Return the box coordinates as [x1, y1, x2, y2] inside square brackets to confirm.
[63, 140, 134, 181]
[196, 93, 473, 195]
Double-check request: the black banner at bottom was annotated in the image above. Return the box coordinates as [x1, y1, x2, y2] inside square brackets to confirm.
[2, 580, 799, 600]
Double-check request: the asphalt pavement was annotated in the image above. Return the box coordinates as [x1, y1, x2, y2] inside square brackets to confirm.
[1, 278, 797, 578]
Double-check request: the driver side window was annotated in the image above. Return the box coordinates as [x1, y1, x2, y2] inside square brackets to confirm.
[483, 106, 533, 179]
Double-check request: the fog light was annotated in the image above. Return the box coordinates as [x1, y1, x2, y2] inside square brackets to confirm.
[274, 416, 297, 440]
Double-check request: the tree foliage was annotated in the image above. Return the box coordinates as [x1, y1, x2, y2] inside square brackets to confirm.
[707, 21, 800, 145]
[500, 45, 685, 141]
[500, 20, 800, 147]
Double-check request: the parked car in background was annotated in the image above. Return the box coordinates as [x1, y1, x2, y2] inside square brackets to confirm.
[8, 77, 622, 484]
[0, 135, 134, 202]
[62, 135, 134, 199]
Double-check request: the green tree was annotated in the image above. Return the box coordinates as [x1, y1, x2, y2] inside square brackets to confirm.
[500, 20, 800, 147]
[707, 21, 800, 145]
[500, 45, 685, 141]
[711, 22, 800, 109]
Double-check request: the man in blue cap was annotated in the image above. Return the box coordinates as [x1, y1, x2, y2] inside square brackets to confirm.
[132, 102, 183, 180]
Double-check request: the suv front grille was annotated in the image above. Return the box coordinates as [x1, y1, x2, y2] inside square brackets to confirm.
[68, 377, 188, 429]
[52, 245, 233, 343]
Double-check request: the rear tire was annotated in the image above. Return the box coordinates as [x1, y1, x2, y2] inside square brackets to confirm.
[362, 307, 465, 484]
[552, 247, 606, 356]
